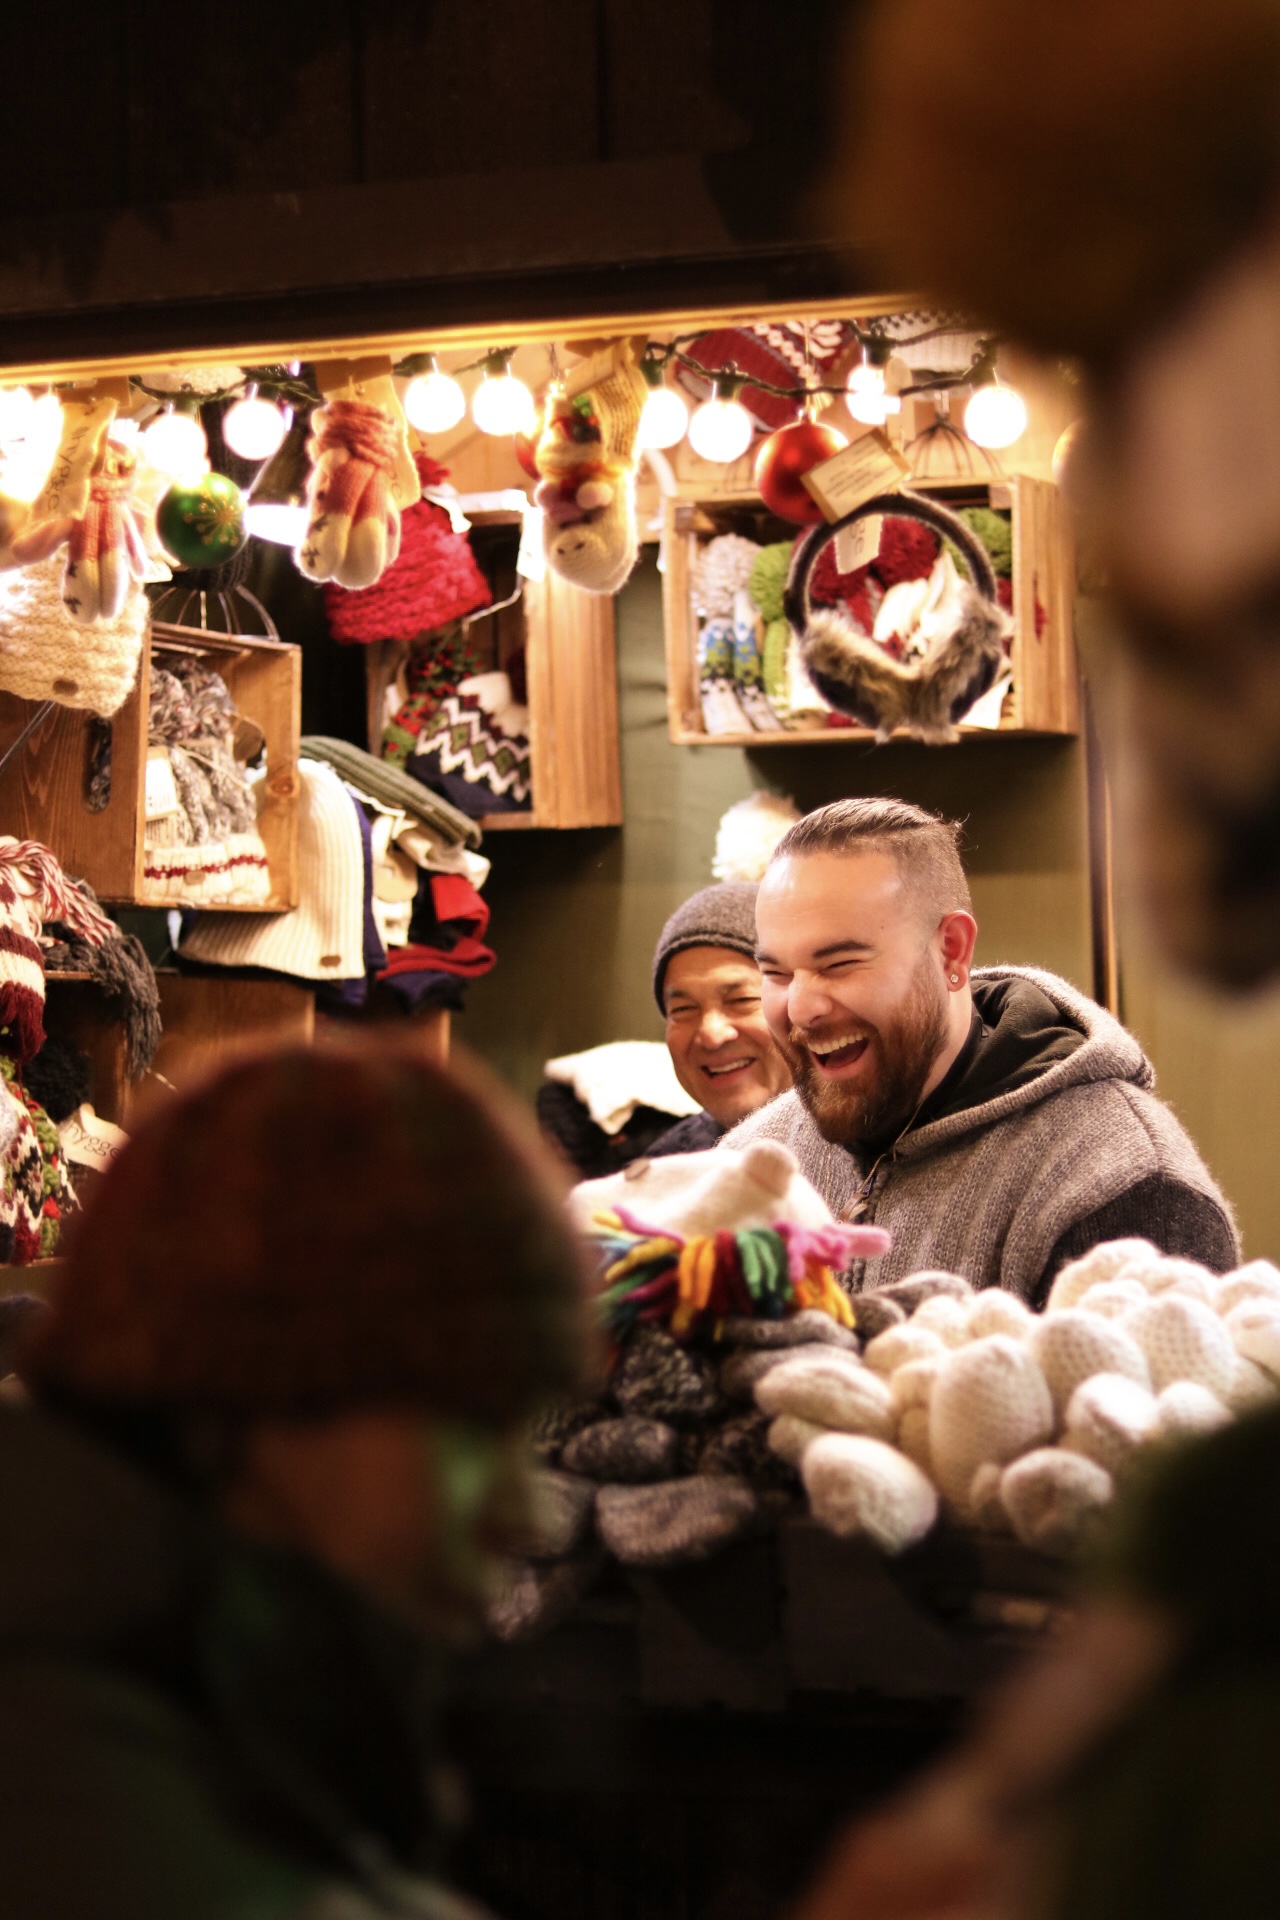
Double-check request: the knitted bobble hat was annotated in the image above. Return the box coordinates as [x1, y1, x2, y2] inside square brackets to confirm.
[25, 1045, 595, 1421]
[652, 881, 760, 1010]
[0, 839, 117, 1062]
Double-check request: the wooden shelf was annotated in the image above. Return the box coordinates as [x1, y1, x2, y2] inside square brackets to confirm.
[0, 626, 302, 909]
[662, 476, 1079, 747]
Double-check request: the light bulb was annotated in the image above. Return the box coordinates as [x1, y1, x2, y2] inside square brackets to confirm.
[964, 382, 1027, 449]
[688, 387, 754, 463]
[404, 360, 466, 433]
[223, 388, 288, 461]
[244, 501, 310, 546]
[472, 359, 536, 437]
[142, 407, 208, 481]
[0, 387, 33, 444]
[0, 392, 63, 503]
[847, 360, 902, 428]
[637, 382, 688, 451]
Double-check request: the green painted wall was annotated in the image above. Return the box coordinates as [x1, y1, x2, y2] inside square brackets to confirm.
[464, 549, 1094, 1098]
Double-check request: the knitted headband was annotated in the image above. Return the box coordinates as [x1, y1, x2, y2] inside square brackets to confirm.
[652, 882, 761, 1011]
[25, 1044, 596, 1421]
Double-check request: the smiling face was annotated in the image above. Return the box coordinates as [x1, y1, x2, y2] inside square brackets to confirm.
[663, 945, 793, 1127]
[755, 848, 977, 1150]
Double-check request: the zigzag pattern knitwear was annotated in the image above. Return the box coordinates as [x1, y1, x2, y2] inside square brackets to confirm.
[0, 838, 117, 1062]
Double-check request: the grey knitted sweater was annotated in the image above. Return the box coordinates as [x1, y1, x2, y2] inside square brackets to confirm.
[725, 965, 1239, 1303]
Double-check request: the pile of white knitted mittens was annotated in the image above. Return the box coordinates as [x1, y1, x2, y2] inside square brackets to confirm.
[758, 1239, 1280, 1558]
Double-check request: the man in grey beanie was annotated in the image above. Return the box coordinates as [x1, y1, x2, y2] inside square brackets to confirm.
[648, 881, 792, 1156]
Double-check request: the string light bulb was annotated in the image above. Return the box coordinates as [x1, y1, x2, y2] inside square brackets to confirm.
[964, 379, 1028, 449]
[846, 341, 901, 427]
[403, 355, 466, 434]
[0, 387, 34, 444]
[962, 345, 1027, 449]
[471, 350, 536, 437]
[637, 358, 689, 451]
[0, 389, 61, 503]
[141, 405, 208, 482]
[688, 372, 754, 464]
[223, 386, 289, 461]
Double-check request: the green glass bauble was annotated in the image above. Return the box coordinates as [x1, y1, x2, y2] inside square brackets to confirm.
[156, 472, 247, 569]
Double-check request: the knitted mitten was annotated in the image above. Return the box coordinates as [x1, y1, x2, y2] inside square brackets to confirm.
[61, 443, 147, 626]
[1225, 1354, 1277, 1412]
[560, 1416, 679, 1483]
[1156, 1381, 1232, 1440]
[896, 1407, 934, 1477]
[1224, 1297, 1280, 1377]
[1139, 1258, 1217, 1303]
[1062, 1373, 1160, 1478]
[1000, 1447, 1113, 1556]
[965, 1289, 1035, 1340]
[889, 1356, 945, 1416]
[880, 1270, 973, 1314]
[297, 399, 411, 590]
[1046, 1239, 1162, 1310]
[929, 1335, 1054, 1512]
[1126, 1293, 1236, 1397]
[767, 1411, 828, 1467]
[1031, 1309, 1152, 1417]
[863, 1323, 946, 1376]
[1075, 1278, 1150, 1320]
[595, 1475, 758, 1568]
[755, 1350, 895, 1440]
[536, 348, 646, 595]
[1217, 1262, 1280, 1315]
[802, 1433, 938, 1554]
[910, 1293, 971, 1347]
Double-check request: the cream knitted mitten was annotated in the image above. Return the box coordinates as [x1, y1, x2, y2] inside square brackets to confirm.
[929, 1335, 1054, 1512]
[802, 1434, 939, 1554]
[1126, 1293, 1236, 1396]
[755, 1351, 895, 1439]
[1000, 1447, 1113, 1555]
[1030, 1309, 1151, 1417]
[1156, 1381, 1232, 1439]
[1062, 1373, 1160, 1478]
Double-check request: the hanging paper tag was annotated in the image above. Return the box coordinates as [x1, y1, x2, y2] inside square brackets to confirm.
[144, 745, 182, 821]
[58, 1102, 128, 1171]
[313, 356, 419, 510]
[30, 387, 119, 524]
[834, 515, 884, 572]
[802, 431, 909, 523]
[517, 501, 546, 581]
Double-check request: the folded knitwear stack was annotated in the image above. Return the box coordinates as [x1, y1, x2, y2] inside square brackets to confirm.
[141, 659, 271, 906]
[182, 738, 494, 1014]
[405, 669, 532, 818]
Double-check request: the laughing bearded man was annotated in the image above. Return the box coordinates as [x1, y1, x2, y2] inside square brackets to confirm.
[730, 798, 1238, 1304]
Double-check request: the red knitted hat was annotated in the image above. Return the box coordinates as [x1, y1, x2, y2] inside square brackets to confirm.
[674, 321, 856, 430]
[324, 453, 493, 645]
[26, 1043, 596, 1420]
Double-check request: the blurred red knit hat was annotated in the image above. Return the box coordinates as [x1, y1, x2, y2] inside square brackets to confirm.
[25, 1044, 595, 1421]
[324, 453, 493, 644]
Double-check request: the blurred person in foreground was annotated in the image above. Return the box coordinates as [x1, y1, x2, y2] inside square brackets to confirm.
[792, 1402, 1280, 1920]
[0, 1045, 592, 1920]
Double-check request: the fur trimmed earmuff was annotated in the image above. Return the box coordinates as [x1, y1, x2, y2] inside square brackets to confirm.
[784, 491, 1011, 742]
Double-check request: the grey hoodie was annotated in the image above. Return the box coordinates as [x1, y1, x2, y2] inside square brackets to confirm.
[725, 965, 1239, 1303]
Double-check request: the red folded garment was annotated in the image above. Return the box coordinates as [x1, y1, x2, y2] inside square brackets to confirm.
[377, 938, 495, 982]
[429, 873, 489, 939]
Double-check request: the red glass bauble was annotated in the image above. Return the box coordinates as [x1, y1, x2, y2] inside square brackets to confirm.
[754, 419, 849, 524]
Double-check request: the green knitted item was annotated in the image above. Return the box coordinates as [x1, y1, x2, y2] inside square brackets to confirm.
[0, 1057, 73, 1257]
[944, 507, 1013, 584]
[381, 623, 482, 768]
[749, 542, 795, 713]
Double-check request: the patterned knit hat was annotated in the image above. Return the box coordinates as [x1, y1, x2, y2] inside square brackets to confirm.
[178, 759, 366, 983]
[0, 1061, 74, 1265]
[0, 839, 118, 1063]
[651, 882, 760, 1011]
[26, 1044, 595, 1419]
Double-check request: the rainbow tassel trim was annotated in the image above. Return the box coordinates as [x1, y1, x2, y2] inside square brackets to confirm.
[588, 1206, 869, 1341]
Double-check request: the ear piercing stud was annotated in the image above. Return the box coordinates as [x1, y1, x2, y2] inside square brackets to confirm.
[950, 973, 960, 984]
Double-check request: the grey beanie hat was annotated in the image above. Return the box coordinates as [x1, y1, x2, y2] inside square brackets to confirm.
[652, 882, 760, 1011]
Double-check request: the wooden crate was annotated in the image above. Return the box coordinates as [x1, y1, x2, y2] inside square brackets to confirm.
[662, 475, 1078, 746]
[364, 510, 622, 831]
[0, 625, 301, 907]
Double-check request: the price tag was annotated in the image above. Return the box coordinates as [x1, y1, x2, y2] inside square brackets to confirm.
[58, 1103, 128, 1171]
[802, 430, 909, 523]
[834, 515, 884, 572]
[145, 746, 182, 821]
[31, 388, 119, 525]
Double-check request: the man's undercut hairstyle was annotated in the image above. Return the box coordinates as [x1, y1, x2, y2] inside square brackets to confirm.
[772, 798, 972, 924]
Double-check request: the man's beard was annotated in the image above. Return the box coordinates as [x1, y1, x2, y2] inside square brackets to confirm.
[782, 956, 951, 1151]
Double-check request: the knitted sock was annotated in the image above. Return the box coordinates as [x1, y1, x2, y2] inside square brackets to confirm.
[731, 589, 783, 731]
[802, 1433, 938, 1554]
[595, 1474, 758, 1568]
[755, 1350, 895, 1440]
